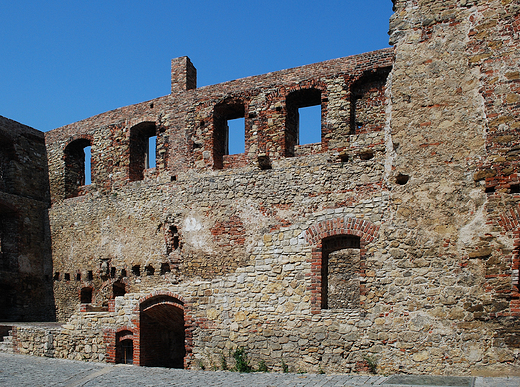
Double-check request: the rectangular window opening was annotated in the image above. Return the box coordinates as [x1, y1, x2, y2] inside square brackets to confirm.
[145, 136, 157, 169]
[227, 117, 245, 155]
[298, 105, 321, 145]
[84, 146, 92, 185]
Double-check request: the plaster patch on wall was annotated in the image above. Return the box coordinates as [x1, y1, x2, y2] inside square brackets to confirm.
[457, 193, 491, 252]
[234, 198, 275, 251]
[183, 213, 213, 252]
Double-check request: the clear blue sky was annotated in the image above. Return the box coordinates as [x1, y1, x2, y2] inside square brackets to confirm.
[1, 0, 393, 133]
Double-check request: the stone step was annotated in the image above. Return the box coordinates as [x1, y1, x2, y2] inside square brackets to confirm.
[0, 329, 14, 354]
[2, 335, 12, 343]
[0, 342, 13, 353]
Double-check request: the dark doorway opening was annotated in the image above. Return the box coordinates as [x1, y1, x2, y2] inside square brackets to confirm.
[120, 339, 133, 364]
[80, 287, 93, 304]
[140, 295, 185, 368]
[113, 281, 126, 298]
[116, 330, 134, 365]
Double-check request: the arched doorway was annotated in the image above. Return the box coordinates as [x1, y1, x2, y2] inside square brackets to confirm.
[140, 295, 185, 368]
[115, 330, 134, 365]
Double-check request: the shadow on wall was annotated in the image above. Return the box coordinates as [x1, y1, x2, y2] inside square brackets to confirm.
[0, 123, 56, 322]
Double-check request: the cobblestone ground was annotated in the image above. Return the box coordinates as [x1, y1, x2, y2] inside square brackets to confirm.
[1, 354, 519, 387]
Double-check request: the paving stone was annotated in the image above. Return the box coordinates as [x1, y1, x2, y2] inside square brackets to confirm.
[1, 353, 520, 387]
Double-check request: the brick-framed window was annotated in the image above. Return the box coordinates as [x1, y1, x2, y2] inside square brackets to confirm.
[105, 326, 138, 365]
[129, 122, 157, 181]
[349, 67, 391, 135]
[304, 217, 379, 314]
[212, 97, 248, 169]
[321, 235, 363, 310]
[285, 88, 322, 157]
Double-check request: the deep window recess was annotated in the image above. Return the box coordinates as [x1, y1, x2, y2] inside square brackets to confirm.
[113, 281, 126, 298]
[147, 136, 157, 169]
[285, 88, 322, 156]
[160, 262, 171, 275]
[84, 146, 91, 185]
[64, 139, 92, 198]
[298, 105, 322, 145]
[213, 100, 245, 169]
[321, 235, 361, 310]
[227, 118, 245, 155]
[166, 225, 180, 255]
[80, 287, 93, 303]
[129, 122, 157, 181]
[350, 67, 391, 134]
[145, 264, 155, 276]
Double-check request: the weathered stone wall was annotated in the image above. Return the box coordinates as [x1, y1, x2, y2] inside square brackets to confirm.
[1, 322, 105, 362]
[46, 49, 393, 322]
[385, 0, 520, 375]
[0, 117, 54, 321]
[3, 0, 520, 376]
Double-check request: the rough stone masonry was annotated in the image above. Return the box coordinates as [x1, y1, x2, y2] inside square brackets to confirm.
[0, 0, 519, 376]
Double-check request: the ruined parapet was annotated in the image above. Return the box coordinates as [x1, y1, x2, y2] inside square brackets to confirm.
[171, 56, 197, 93]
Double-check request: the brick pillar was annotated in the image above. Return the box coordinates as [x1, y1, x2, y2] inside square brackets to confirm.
[171, 56, 197, 93]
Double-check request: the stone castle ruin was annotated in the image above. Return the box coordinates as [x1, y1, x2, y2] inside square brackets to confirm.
[0, 0, 519, 375]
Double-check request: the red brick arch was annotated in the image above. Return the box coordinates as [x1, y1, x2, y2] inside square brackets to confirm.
[135, 291, 186, 312]
[136, 291, 193, 368]
[304, 216, 379, 245]
[304, 217, 379, 314]
[105, 291, 194, 367]
[104, 326, 138, 364]
[63, 133, 94, 150]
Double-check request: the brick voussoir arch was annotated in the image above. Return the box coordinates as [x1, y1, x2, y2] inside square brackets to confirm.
[134, 290, 194, 368]
[304, 216, 379, 246]
[134, 290, 186, 312]
[104, 325, 138, 364]
[63, 133, 94, 151]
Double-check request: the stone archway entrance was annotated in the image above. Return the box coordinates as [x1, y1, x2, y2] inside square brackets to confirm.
[139, 295, 185, 368]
